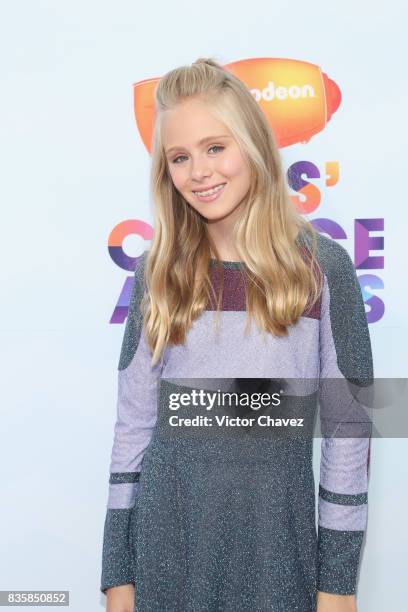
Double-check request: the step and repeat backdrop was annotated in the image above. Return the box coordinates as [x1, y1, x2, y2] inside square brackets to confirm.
[1, 1, 406, 610]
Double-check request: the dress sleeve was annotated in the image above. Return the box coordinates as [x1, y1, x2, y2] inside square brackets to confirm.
[100, 252, 164, 593]
[317, 240, 374, 595]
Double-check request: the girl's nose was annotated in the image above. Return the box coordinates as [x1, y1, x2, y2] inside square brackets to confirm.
[190, 159, 212, 181]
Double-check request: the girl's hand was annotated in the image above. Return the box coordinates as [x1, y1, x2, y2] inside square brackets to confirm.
[317, 591, 357, 612]
[105, 584, 135, 612]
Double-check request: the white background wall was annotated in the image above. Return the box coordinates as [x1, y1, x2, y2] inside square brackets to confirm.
[1, 1, 407, 610]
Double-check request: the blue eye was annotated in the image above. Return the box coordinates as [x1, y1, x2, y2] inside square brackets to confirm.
[172, 155, 187, 164]
[171, 145, 224, 164]
[208, 145, 224, 154]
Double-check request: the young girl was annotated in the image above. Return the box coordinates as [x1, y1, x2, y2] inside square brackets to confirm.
[100, 58, 373, 612]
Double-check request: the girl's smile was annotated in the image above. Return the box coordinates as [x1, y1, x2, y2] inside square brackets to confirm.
[192, 182, 226, 202]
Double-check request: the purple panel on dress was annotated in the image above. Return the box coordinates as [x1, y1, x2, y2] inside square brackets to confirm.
[318, 497, 367, 531]
[207, 267, 247, 311]
[161, 310, 320, 379]
[207, 266, 321, 319]
[107, 482, 139, 509]
[110, 329, 162, 473]
[319, 437, 369, 495]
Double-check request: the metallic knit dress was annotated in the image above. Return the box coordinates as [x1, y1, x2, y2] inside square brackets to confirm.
[100, 231, 373, 612]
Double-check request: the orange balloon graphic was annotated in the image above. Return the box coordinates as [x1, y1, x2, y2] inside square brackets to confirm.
[132, 57, 341, 151]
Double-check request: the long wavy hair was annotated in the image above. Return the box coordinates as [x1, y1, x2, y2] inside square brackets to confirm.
[141, 57, 323, 367]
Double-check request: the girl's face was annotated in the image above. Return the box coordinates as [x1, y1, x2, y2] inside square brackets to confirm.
[162, 98, 251, 223]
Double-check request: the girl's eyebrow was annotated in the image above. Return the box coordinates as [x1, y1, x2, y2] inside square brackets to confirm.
[165, 134, 231, 155]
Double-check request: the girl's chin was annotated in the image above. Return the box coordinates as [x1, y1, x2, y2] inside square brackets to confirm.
[201, 208, 240, 223]
[187, 198, 244, 222]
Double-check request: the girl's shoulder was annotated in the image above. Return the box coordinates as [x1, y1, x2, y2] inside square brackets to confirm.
[299, 228, 356, 283]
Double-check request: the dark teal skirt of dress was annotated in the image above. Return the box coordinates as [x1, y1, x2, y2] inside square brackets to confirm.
[130, 380, 318, 612]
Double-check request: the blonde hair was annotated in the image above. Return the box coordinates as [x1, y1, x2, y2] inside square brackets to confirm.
[142, 57, 323, 366]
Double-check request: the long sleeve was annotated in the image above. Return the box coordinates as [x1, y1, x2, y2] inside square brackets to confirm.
[316, 236, 374, 595]
[100, 251, 164, 593]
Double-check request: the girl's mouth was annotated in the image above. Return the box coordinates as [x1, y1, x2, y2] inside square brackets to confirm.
[192, 183, 226, 202]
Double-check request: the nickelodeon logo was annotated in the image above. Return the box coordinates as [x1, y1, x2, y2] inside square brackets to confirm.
[133, 57, 342, 149]
[251, 81, 315, 101]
